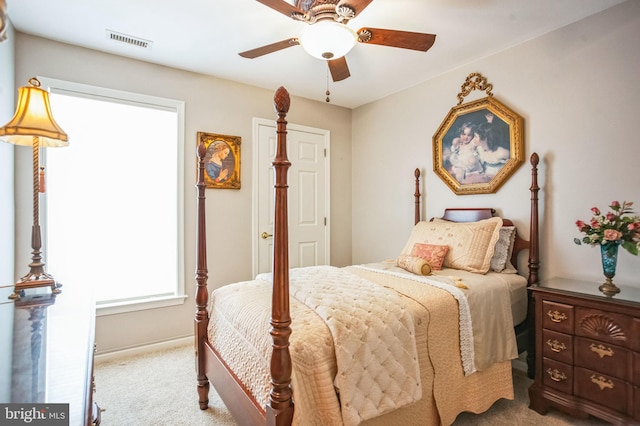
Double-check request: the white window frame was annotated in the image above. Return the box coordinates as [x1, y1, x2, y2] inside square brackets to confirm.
[38, 77, 186, 316]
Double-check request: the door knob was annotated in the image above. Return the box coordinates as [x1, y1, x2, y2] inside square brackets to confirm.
[261, 232, 273, 239]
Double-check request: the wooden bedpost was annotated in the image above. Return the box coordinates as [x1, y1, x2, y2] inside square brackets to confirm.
[414, 168, 421, 225]
[528, 152, 540, 286]
[525, 152, 540, 379]
[195, 138, 210, 409]
[266, 86, 294, 426]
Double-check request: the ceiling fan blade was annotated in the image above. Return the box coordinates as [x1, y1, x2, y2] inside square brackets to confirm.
[337, 0, 373, 18]
[358, 28, 436, 52]
[239, 38, 300, 59]
[257, 0, 305, 19]
[328, 56, 350, 82]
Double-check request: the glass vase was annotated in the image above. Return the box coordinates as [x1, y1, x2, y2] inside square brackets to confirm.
[599, 241, 621, 296]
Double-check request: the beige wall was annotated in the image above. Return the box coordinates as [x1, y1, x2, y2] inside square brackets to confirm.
[352, 1, 640, 288]
[13, 34, 352, 353]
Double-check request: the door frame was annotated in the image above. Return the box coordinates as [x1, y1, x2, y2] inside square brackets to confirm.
[252, 117, 331, 278]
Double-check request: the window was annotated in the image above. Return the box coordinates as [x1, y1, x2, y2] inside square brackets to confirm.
[40, 77, 185, 315]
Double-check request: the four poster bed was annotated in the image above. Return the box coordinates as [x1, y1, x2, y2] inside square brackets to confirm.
[194, 87, 540, 426]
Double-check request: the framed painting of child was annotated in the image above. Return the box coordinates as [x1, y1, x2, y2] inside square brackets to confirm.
[433, 74, 524, 195]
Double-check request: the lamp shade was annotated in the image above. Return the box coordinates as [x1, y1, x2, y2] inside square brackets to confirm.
[0, 78, 69, 147]
[299, 20, 357, 60]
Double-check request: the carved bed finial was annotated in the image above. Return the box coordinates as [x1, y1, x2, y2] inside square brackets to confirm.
[197, 138, 207, 160]
[530, 152, 539, 167]
[274, 87, 291, 115]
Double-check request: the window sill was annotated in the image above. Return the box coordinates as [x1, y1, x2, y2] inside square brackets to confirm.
[96, 294, 188, 316]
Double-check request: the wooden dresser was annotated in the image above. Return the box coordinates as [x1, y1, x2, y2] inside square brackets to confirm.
[0, 282, 100, 425]
[529, 277, 640, 424]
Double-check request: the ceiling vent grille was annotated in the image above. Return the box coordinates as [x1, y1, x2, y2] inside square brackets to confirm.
[105, 30, 153, 50]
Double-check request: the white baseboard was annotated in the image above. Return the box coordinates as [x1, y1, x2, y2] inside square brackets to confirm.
[95, 335, 193, 363]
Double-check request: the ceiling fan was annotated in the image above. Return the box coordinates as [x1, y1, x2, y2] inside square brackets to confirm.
[239, 0, 436, 82]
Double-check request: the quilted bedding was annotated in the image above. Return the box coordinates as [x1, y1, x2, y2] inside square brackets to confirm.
[207, 262, 517, 426]
[257, 266, 422, 426]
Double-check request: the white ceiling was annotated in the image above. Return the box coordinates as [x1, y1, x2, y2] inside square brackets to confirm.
[6, 0, 625, 109]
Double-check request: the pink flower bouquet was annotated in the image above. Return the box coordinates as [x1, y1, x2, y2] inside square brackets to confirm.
[574, 201, 640, 255]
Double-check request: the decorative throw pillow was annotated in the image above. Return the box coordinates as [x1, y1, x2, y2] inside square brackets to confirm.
[410, 243, 448, 270]
[490, 226, 517, 272]
[396, 254, 432, 275]
[401, 217, 502, 274]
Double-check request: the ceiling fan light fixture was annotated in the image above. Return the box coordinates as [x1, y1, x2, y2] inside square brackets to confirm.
[299, 21, 357, 60]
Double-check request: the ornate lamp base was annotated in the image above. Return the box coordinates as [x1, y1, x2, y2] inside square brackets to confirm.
[9, 271, 62, 300]
[598, 278, 620, 298]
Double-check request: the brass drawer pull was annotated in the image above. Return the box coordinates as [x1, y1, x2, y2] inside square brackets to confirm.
[591, 374, 614, 391]
[546, 339, 567, 353]
[546, 368, 567, 382]
[547, 310, 568, 323]
[589, 343, 614, 358]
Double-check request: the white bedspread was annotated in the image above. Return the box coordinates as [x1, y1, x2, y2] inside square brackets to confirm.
[258, 266, 421, 426]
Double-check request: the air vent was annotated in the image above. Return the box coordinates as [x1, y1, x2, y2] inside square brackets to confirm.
[105, 30, 153, 50]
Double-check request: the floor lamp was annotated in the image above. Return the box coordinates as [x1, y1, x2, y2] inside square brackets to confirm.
[0, 77, 69, 300]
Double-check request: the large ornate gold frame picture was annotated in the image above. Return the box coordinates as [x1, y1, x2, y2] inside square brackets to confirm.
[198, 132, 241, 189]
[433, 73, 524, 195]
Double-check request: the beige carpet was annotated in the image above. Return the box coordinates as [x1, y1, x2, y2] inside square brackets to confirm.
[94, 344, 609, 425]
[94, 344, 235, 425]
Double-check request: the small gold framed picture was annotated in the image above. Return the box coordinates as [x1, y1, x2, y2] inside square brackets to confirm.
[197, 132, 241, 189]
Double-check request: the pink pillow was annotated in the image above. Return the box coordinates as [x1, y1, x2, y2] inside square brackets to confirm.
[410, 243, 449, 270]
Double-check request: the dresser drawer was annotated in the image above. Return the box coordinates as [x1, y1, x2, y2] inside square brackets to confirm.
[542, 357, 572, 394]
[634, 352, 640, 386]
[574, 336, 630, 381]
[575, 307, 633, 348]
[542, 300, 574, 334]
[574, 367, 630, 414]
[542, 329, 572, 364]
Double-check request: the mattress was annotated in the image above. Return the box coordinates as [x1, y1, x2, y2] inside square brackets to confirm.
[207, 263, 518, 425]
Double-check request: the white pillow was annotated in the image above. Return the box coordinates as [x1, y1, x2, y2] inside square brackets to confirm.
[490, 226, 517, 273]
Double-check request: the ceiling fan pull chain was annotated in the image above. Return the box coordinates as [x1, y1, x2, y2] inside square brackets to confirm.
[326, 68, 331, 103]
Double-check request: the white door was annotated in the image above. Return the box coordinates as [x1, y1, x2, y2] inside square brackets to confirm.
[253, 118, 330, 276]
